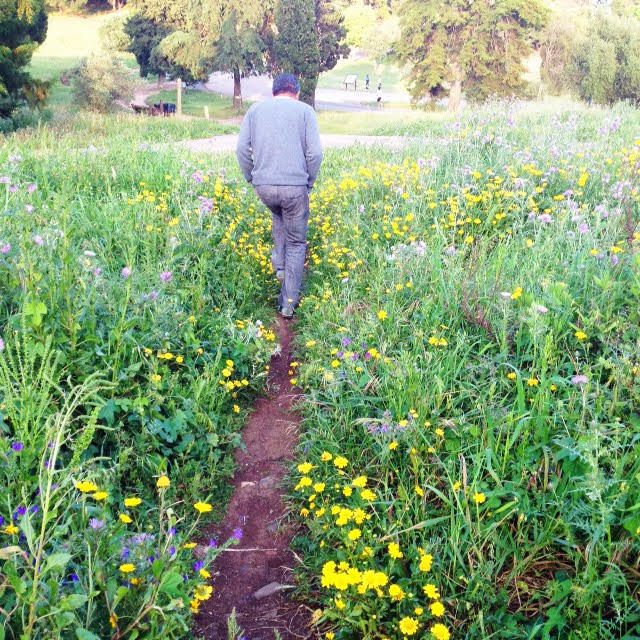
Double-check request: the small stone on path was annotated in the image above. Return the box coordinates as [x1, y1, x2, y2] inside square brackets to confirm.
[253, 582, 293, 601]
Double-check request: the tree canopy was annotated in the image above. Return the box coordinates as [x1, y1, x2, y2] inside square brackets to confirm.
[270, 0, 348, 107]
[395, 0, 547, 110]
[0, 0, 48, 120]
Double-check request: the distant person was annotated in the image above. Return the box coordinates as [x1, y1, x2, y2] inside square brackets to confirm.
[236, 73, 323, 319]
[376, 87, 382, 108]
[365, 74, 370, 90]
[377, 78, 382, 91]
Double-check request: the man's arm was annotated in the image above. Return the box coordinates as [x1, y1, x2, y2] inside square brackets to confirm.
[236, 111, 253, 183]
[304, 108, 323, 191]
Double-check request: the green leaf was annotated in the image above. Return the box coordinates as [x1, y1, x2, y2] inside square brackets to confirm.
[76, 629, 101, 640]
[159, 570, 182, 597]
[24, 299, 48, 327]
[59, 593, 88, 610]
[0, 545, 23, 559]
[43, 552, 72, 575]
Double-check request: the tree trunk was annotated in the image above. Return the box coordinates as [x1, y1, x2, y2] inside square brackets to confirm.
[157, 73, 165, 89]
[233, 68, 242, 110]
[448, 65, 463, 112]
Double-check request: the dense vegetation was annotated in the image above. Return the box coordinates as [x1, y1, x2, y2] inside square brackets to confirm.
[2, 102, 639, 639]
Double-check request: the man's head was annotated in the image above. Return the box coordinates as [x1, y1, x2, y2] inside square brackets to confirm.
[272, 73, 300, 99]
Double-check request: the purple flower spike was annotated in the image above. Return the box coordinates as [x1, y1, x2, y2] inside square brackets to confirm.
[27, 183, 37, 193]
[232, 527, 243, 541]
[32, 235, 44, 246]
[0, 336, 4, 352]
[208, 537, 217, 548]
[11, 442, 24, 452]
[121, 266, 132, 279]
[160, 271, 173, 283]
[89, 518, 105, 531]
[1, 243, 10, 254]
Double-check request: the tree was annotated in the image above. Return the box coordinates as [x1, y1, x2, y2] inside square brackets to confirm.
[124, 13, 197, 85]
[395, 0, 547, 110]
[212, 9, 266, 108]
[0, 0, 48, 120]
[127, 0, 272, 102]
[270, 0, 348, 107]
[271, 0, 320, 106]
[569, 13, 640, 105]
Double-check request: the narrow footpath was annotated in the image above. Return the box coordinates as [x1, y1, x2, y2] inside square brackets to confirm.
[195, 318, 314, 640]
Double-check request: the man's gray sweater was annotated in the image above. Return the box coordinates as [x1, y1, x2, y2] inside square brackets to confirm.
[236, 97, 323, 190]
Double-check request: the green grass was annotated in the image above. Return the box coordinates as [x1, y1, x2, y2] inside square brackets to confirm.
[2, 110, 235, 150]
[146, 89, 249, 120]
[317, 55, 408, 94]
[29, 11, 135, 109]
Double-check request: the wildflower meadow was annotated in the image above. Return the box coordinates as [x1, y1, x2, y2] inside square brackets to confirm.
[1, 101, 640, 639]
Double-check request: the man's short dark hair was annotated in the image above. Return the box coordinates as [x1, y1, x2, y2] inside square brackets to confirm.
[272, 73, 300, 96]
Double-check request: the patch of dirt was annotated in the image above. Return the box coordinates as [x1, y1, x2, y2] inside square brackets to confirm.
[195, 318, 315, 640]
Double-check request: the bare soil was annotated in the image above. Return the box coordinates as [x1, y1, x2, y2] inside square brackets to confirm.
[195, 318, 315, 640]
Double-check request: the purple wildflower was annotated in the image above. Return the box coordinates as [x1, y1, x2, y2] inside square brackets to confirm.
[169, 546, 176, 555]
[0, 337, 4, 351]
[193, 561, 204, 572]
[611, 254, 619, 266]
[32, 235, 44, 246]
[121, 266, 131, 279]
[11, 442, 24, 452]
[121, 547, 130, 559]
[13, 506, 26, 520]
[538, 214, 553, 224]
[208, 537, 217, 548]
[0, 176, 9, 184]
[232, 527, 243, 541]
[571, 375, 589, 385]
[27, 183, 37, 193]
[25, 204, 34, 214]
[160, 271, 173, 283]
[148, 291, 158, 301]
[578, 222, 590, 235]
[341, 338, 351, 346]
[84, 250, 96, 257]
[1, 243, 9, 254]
[0, 516, 4, 526]
[89, 518, 105, 531]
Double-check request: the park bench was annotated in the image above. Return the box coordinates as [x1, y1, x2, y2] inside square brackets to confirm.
[343, 74, 358, 90]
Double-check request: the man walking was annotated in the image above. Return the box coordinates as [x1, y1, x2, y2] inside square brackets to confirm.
[236, 73, 323, 319]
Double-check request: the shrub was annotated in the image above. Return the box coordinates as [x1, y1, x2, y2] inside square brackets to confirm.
[71, 54, 135, 112]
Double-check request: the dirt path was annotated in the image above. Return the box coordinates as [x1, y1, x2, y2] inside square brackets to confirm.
[195, 318, 314, 640]
[177, 133, 418, 155]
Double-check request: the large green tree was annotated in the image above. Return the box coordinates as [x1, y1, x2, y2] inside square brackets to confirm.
[212, 9, 266, 108]
[127, 0, 270, 103]
[124, 13, 196, 84]
[270, 0, 348, 107]
[395, 0, 547, 110]
[0, 0, 48, 119]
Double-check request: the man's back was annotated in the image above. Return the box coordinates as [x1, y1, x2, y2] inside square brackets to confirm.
[236, 97, 323, 190]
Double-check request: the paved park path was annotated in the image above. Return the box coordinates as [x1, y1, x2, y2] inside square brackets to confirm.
[177, 133, 418, 154]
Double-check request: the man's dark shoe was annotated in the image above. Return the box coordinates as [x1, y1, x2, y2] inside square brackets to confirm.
[280, 304, 294, 319]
